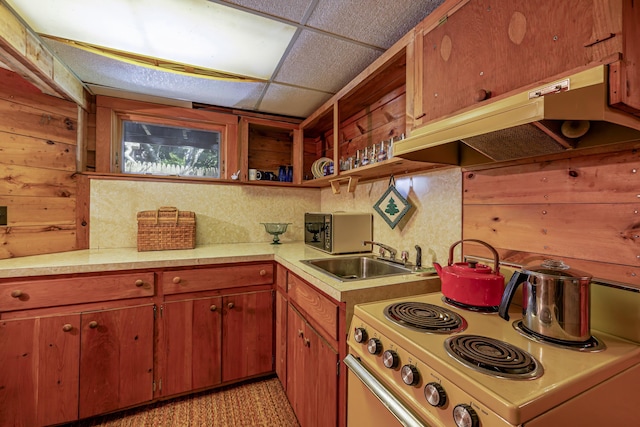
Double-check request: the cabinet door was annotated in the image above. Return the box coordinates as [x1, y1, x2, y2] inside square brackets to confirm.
[222, 290, 274, 382]
[0, 314, 80, 427]
[162, 297, 222, 396]
[286, 305, 338, 427]
[79, 304, 154, 419]
[419, 0, 595, 123]
[275, 290, 287, 390]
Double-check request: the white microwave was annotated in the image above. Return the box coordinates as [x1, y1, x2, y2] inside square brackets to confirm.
[304, 212, 373, 254]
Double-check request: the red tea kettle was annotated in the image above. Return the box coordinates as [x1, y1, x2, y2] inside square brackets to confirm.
[433, 239, 505, 308]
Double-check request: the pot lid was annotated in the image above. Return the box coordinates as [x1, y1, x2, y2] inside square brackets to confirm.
[522, 259, 592, 280]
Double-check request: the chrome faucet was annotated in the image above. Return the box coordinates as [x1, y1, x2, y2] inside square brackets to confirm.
[363, 240, 397, 260]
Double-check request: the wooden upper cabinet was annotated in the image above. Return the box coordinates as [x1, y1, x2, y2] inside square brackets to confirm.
[415, 0, 611, 127]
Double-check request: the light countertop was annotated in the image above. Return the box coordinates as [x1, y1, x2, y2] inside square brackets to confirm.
[0, 242, 440, 304]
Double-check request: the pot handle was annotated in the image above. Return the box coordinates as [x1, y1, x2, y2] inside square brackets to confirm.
[447, 239, 500, 273]
[498, 271, 528, 321]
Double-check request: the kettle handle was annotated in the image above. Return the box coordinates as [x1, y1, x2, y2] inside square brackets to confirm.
[498, 271, 528, 321]
[448, 239, 500, 273]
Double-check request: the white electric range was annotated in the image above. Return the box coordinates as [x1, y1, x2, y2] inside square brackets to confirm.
[345, 292, 640, 427]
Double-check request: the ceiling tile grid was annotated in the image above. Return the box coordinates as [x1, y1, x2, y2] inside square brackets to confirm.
[272, 29, 382, 93]
[8, 0, 447, 118]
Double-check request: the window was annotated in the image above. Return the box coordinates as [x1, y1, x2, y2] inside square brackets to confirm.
[121, 120, 221, 177]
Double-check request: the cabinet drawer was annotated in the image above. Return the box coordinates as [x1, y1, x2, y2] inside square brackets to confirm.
[288, 274, 338, 342]
[0, 272, 155, 312]
[162, 263, 274, 295]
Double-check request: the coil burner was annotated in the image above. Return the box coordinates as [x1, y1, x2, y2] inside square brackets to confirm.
[384, 302, 467, 333]
[444, 334, 543, 380]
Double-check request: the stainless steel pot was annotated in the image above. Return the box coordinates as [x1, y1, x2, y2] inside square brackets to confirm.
[498, 259, 592, 342]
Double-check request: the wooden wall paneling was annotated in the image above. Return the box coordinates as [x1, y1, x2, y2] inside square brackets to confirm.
[0, 196, 74, 226]
[0, 69, 79, 259]
[462, 148, 640, 289]
[0, 164, 76, 197]
[0, 93, 77, 145]
[0, 225, 76, 259]
[0, 132, 76, 171]
[464, 203, 639, 265]
[0, 68, 78, 118]
[76, 174, 90, 249]
[463, 150, 640, 204]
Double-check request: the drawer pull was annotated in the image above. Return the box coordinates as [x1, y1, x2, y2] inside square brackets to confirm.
[298, 329, 304, 337]
[210, 305, 217, 312]
[304, 338, 311, 347]
[62, 324, 73, 332]
[135, 279, 144, 287]
[88, 321, 99, 329]
[10, 290, 22, 298]
[227, 302, 235, 309]
[259, 269, 267, 276]
[172, 277, 182, 284]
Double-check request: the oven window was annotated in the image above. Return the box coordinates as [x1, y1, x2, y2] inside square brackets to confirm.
[121, 120, 220, 177]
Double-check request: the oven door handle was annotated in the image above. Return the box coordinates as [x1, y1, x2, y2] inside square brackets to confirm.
[344, 354, 427, 427]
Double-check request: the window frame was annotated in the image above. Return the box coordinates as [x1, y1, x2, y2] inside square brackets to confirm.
[94, 96, 239, 180]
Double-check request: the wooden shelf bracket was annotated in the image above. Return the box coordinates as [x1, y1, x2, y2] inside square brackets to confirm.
[329, 176, 359, 194]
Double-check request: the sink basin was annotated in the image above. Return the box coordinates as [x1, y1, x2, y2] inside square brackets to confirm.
[301, 255, 412, 282]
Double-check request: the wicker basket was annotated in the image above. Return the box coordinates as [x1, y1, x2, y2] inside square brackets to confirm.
[137, 207, 196, 251]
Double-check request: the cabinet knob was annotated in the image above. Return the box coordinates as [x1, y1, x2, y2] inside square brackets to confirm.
[259, 269, 266, 276]
[210, 305, 217, 312]
[62, 324, 73, 332]
[227, 302, 234, 309]
[88, 321, 99, 329]
[10, 290, 22, 298]
[135, 279, 144, 287]
[172, 276, 182, 284]
[474, 89, 491, 102]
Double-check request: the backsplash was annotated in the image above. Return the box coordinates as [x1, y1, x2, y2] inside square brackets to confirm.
[320, 168, 462, 267]
[90, 168, 462, 265]
[90, 179, 320, 248]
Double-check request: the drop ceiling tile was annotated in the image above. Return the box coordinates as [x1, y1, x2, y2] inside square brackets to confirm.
[274, 29, 381, 93]
[259, 83, 332, 117]
[46, 39, 266, 110]
[218, 0, 314, 22]
[307, 0, 445, 49]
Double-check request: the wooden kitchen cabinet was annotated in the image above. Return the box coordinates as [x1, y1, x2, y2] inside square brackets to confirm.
[240, 117, 303, 184]
[286, 304, 338, 427]
[300, 32, 444, 190]
[0, 271, 156, 426]
[0, 303, 154, 427]
[159, 263, 275, 398]
[413, 0, 635, 128]
[222, 290, 274, 382]
[162, 296, 223, 397]
[285, 272, 343, 427]
[78, 304, 155, 419]
[0, 313, 80, 427]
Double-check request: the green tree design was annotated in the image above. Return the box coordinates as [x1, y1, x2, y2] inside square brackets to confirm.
[385, 197, 400, 216]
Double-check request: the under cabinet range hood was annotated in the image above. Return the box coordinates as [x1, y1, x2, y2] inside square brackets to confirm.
[395, 65, 640, 167]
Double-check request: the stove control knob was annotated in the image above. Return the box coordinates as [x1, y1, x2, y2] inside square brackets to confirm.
[353, 328, 367, 343]
[382, 350, 399, 369]
[401, 364, 419, 386]
[424, 382, 447, 407]
[453, 404, 479, 427]
[367, 338, 382, 355]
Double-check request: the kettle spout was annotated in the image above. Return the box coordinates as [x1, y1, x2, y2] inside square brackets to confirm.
[433, 262, 443, 276]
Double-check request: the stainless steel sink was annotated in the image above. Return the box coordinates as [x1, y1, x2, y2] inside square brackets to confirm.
[301, 255, 412, 282]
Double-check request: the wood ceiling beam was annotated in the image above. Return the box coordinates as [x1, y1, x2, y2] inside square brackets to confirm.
[0, 3, 88, 110]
